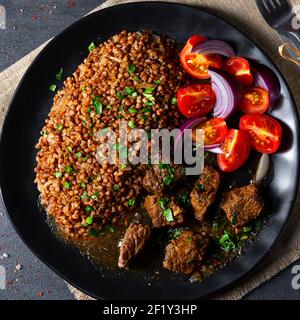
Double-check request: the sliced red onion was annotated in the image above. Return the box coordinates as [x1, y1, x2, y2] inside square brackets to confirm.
[251, 62, 281, 111]
[205, 145, 223, 154]
[204, 143, 220, 149]
[209, 67, 242, 119]
[175, 118, 224, 154]
[192, 40, 236, 57]
[174, 117, 207, 150]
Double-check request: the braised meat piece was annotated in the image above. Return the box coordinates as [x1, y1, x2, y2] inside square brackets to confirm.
[190, 166, 220, 220]
[220, 184, 264, 233]
[144, 195, 184, 228]
[163, 230, 209, 274]
[143, 163, 185, 194]
[118, 223, 151, 268]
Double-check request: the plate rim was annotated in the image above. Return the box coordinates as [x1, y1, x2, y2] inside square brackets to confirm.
[0, 1, 299, 300]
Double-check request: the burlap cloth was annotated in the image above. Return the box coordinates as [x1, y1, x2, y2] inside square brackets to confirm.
[1, 0, 300, 300]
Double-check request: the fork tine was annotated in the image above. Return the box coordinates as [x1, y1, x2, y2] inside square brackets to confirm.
[268, 0, 277, 10]
[261, 0, 271, 13]
[256, 0, 293, 29]
[263, 0, 291, 12]
[277, 0, 292, 10]
[264, 0, 282, 11]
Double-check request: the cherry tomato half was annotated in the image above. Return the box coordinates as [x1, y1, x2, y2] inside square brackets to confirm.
[241, 87, 270, 114]
[223, 57, 253, 87]
[183, 35, 208, 48]
[177, 84, 216, 118]
[180, 35, 222, 79]
[193, 118, 228, 145]
[239, 114, 282, 154]
[217, 129, 250, 172]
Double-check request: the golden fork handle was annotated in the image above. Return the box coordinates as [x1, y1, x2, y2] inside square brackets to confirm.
[279, 43, 300, 67]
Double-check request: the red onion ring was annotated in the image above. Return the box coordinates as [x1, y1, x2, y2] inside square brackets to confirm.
[204, 143, 220, 149]
[192, 40, 236, 57]
[208, 67, 242, 119]
[251, 62, 281, 111]
[174, 117, 207, 150]
[205, 146, 223, 154]
[204, 143, 223, 154]
[174, 118, 224, 154]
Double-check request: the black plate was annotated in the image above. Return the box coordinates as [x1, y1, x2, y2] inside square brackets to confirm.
[0, 2, 299, 300]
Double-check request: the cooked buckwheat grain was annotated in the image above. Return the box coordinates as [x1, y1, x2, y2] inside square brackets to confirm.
[35, 31, 188, 237]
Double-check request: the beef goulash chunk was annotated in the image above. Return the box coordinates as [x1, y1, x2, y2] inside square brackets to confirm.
[144, 195, 184, 228]
[163, 230, 209, 274]
[143, 163, 185, 194]
[190, 166, 221, 220]
[118, 223, 151, 268]
[220, 184, 264, 233]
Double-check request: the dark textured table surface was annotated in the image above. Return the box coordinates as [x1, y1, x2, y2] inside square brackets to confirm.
[0, 0, 300, 300]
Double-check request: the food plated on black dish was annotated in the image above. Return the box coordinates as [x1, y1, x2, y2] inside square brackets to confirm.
[35, 30, 283, 280]
[0, 3, 298, 299]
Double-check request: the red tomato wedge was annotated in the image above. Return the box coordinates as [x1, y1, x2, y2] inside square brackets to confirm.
[182, 53, 223, 79]
[239, 114, 282, 153]
[241, 87, 270, 114]
[177, 84, 216, 118]
[183, 35, 208, 48]
[217, 129, 250, 172]
[180, 35, 222, 79]
[192, 118, 228, 145]
[223, 57, 253, 87]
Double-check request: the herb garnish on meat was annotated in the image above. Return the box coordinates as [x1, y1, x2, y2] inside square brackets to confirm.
[219, 231, 236, 252]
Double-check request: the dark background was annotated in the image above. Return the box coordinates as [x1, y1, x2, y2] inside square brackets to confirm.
[0, 0, 299, 300]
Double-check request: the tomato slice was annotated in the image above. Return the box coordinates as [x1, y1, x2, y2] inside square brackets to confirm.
[193, 118, 228, 145]
[217, 129, 250, 172]
[241, 87, 270, 114]
[184, 35, 208, 48]
[180, 35, 222, 79]
[180, 36, 207, 68]
[223, 57, 253, 87]
[239, 114, 282, 153]
[183, 53, 223, 79]
[177, 84, 216, 118]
